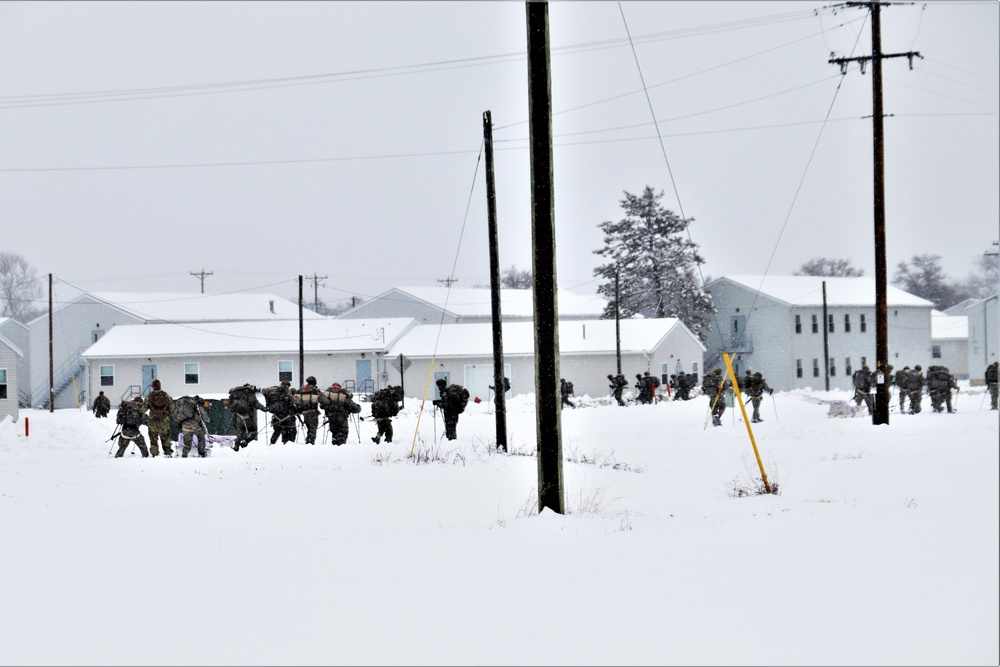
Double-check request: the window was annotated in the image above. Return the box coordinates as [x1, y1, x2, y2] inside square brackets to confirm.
[844, 314, 851, 333]
[278, 361, 293, 383]
[691, 362, 698, 376]
[796, 359, 803, 378]
[813, 359, 820, 377]
[184, 363, 199, 385]
[845, 357, 853, 376]
[811, 314, 818, 333]
[100, 365, 114, 386]
[932, 345, 941, 359]
[0, 369, 6, 399]
[829, 358, 836, 377]
[828, 314, 835, 333]
[795, 314, 802, 334]
[860, 314, 867, 332]
[861, 356, 867, 368]
[92, 330, 104, 344]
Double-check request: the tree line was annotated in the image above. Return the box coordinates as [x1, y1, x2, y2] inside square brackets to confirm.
[2, 197, 995, 328]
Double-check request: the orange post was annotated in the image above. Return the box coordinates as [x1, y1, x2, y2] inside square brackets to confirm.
[25, 417, 29, 437]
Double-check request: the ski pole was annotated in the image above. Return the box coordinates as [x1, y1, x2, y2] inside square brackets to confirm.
[770, 392, 778, 421]
[703, 383, 725, 431]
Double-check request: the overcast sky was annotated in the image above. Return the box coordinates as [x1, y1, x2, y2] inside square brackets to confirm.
[2, 1, 997, 309]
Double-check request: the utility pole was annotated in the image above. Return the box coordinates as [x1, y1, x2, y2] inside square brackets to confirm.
[190, 269, 213, 294]
[483, 109, 508, 453]
[830, 1, 921, 426]
[615, 268, 622, 375]
[437, 278, 458, 287]
[526, 0, 564, 515]
[298, 275, 304, 389]
[305, 273, 327, 312]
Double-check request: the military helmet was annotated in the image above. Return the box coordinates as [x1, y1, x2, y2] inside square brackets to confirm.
[306, 376, 317, 385]
[754, 372, 762, 378]
[914, 364, 922, 371]
[280, 380, 291, 386]
[436, 378, 446, 386]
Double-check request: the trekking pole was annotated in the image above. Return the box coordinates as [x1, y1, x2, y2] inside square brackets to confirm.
[770, 392, 778, 421]
[353, 413, 362, 443]
[432, 404, 437, 443]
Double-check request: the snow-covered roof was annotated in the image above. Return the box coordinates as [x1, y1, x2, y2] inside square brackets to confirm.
[81, 318, 415, 357]
[82, 292, 324, 323]
[375, 286, 607, 318]
[386, 318, 701, 358]
[931, 310, 968, 340]
[713, 275, 934, 307]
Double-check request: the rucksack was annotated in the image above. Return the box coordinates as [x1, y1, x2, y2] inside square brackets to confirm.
[171, 396, 199, 422]
[116, 400, 143, 428]
[564, 381, 574, 395]
[148, 390, 170, 419]
[262, 386, 296, 416]
[228, 385, 258, 416]
[444, 384, 469, 413]
[371, 388, 400, 419]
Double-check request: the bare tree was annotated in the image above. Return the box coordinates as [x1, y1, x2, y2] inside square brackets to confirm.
[794, 257, 865, 277]
[500, 265, 532, 289]
[956, 252, 999, 300]
[892, 254, 962, 310]
[0, 251, 44, 322]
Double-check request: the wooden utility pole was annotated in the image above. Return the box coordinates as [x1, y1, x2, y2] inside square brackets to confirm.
[526, 0, 564, 515]
[823, 281, 830, 391]
[483, 110, 508, 453]
[305, 273, 327, 312]
[830, 1, 921, 426]
[48, 273, 53, 412]
[615, 269, 622, 375]
[190, 269, 213, 294]
[298, 275, 304, 389]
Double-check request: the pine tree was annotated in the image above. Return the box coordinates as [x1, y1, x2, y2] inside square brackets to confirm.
[593, 186, 714, 340]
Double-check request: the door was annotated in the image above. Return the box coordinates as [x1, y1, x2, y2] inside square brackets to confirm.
[141, 364, 157, 396]
[355, 359, 373, 394]
[434, 371, 450, 399]
[465, 363, 511, 403]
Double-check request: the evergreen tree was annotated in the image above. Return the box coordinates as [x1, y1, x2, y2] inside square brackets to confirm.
[593, 186, 714, 340]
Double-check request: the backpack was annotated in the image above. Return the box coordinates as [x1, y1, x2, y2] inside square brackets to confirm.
[171, 395, 199, 423]
[148, 390, 170, 419]
[444, 384, 470, 413]
[371, 388, 400, 419]
[564, 381, 574, 395]
[228, 385, 258, 416]
[116, 400, 143, 428]
[262, 386, 296, 416]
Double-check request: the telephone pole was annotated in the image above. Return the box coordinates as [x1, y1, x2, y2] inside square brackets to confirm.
[305, 273, 327, 312]
[190, 269, 213, 294]
[829, 1, 922, 426]
[437, 278, 458, 287]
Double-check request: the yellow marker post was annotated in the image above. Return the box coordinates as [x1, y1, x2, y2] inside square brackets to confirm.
[410, 356, 441, 457]
[722, 352, 771, 494]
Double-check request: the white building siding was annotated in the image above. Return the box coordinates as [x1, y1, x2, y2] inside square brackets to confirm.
[0, 338, 20, 422]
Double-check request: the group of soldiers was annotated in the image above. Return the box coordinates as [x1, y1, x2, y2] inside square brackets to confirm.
[850, 364, 960, 415]
[700, 368, 773, 426]
[98, 375, 409, 456]
[606, 371, 671, 406]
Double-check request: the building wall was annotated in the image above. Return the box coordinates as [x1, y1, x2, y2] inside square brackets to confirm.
[706, 280, 933, 392]
[84, 351, 390, 407]
[28, 299, 142, 408]
[0, 320, 28, 406]
[932, 338, 969, 378]
[0, 341, 19, 422]
[966, 295, 999, 379]
[338, 292, 458, 324]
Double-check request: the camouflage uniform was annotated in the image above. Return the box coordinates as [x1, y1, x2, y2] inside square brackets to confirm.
[319, 384, 362, 445]
[229, 384, 267, 451]
[702, 369, 729, 426]
[141, 381, 174, 457]
[370, 385, 402, 444]
[294, 377, 322, 444]
[986, 362, 998, 411]
[93, 391, 111, 418]
[560, 378, 575, 409]
[265, 381, 299, 444]
[434, 379, 469, 440]
[906, 365, 925, 414]
[851, 366, 875, 414]
[608, 374, 627, 406]
[744, 371, 773, 423]
[894, 366, 910, 413]
[177, 396, 210, 457]
[114, 397, 150, 458]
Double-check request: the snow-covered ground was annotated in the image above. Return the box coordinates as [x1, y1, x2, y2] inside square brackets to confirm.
[1, 384, 997, 666]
